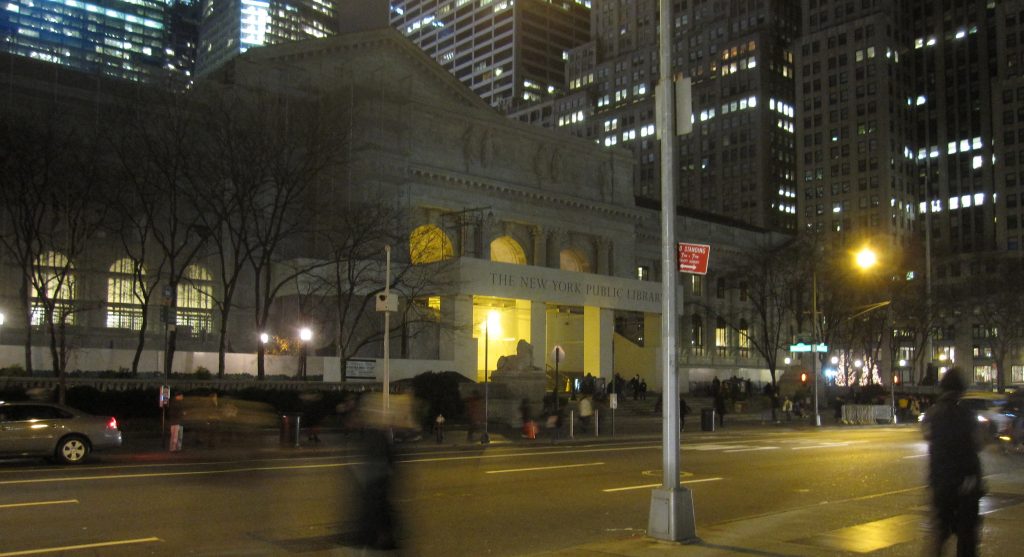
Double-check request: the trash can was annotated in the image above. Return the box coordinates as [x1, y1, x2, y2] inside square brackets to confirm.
[280, 413, 302, 447]
[701, 408, 716, 432]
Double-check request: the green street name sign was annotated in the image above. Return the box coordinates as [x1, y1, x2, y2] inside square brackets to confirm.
[790, 342, 828, 353]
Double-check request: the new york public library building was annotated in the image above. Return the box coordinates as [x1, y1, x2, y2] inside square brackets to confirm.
[0, 27, 789, 406]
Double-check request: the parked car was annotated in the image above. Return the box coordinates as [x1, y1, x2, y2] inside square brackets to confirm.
[0, 401, 122, 464]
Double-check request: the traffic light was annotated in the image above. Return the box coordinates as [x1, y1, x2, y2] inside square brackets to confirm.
[800, 372, 808, 385]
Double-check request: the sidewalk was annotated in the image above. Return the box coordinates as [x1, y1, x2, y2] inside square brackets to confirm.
[526, 468, 1024, 556]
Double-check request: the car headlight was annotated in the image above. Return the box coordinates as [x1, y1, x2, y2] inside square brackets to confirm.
[977, 415, 989, 423]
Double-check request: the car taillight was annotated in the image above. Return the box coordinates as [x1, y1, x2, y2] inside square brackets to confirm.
[107, 417, 118, 430]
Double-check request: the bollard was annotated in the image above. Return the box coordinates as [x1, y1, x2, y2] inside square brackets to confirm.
[570, 410, 575, 439]
[595, 409, 600, 437]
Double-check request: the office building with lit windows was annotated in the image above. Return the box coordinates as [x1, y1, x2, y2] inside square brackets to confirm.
[389, 0, 591, 112]
[195, 0, 339, 77]
[0, 0, 181, 83]
[534, 0, 800, 234]
[794, 1, 917, 248]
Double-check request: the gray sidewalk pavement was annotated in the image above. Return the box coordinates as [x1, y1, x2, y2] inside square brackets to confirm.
[526, 468, 1024, 556]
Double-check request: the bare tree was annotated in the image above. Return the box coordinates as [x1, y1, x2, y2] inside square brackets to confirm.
[106, 89, 210, 378]
[964, 256, 1024, 392]
[0, 105, 106, 402]
[188, 84, 347, 377]
[699, 235, 804, 420]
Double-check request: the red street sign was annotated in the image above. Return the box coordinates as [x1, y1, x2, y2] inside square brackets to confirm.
[677, 243, 710, 275]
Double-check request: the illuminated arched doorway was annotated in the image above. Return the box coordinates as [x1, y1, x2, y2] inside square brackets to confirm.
[559, 248, 589, 272]
[409, 224, 453, 264]
[490, 235, 526, 264]
[178, 264, 214, 334]
[31, 251, 76, 326]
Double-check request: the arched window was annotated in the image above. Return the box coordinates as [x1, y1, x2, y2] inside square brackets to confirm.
[490, 235, 526, 264]
[178, 264, 213, 334]
[31, 251, 76, 326]
[107, 258, 146, 330]
[409, 224, 453, 264]
[559, 248, 589, 272]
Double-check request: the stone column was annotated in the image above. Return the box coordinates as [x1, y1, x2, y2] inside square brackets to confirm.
[440, 294, 477, 381]
[547, 228, 566, 268]
[529, 300, 547, 371]
[595, 237, 611, 275]
[531, 225, 547, 267]
[479, 212, 497, 261]
[584, 306, 614, 384]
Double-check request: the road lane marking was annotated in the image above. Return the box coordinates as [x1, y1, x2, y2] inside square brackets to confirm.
[901, 454, 928, 459]
[791, 442, 851, 450]
[486, 462, 605, 474]
[0, 462, 358, 485]
[0, 499, 78, 510]
[724, 446, 779, 453]
[0, 537, 161, 556]
[603, 477, 723, 492]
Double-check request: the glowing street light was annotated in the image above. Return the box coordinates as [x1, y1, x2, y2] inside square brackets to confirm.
[855, 246, 878, 270]
[259, 332, 270, 345]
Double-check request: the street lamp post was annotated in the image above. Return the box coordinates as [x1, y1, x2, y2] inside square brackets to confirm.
[812, 271, 822, 427]
[258, 332, 269, 379]
[298, 327, 312, 379]
[853, 246, 897, 423]
[481, 312, 499, 445]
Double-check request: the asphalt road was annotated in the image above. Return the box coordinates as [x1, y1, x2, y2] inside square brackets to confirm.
[0, 427, 972, 556]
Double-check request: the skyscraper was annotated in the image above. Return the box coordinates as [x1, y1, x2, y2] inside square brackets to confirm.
[540, 0, 800, 233]
[0, 0, 181, 83]
[389, 0, 591, 112]
[195, 0, 338, 77]
[794, 1, 917, 250]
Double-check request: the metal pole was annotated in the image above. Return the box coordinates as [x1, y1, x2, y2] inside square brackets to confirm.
[648, 0, 696, 542]
[383, 245, 391, 412]
[812, 271, 821, 427]
[482, 318, 490, 444]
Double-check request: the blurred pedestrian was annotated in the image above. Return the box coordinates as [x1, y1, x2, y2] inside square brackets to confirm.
[782, 396, 793, 422]
[349, 394, 400, 551]
[923, 368, 984, 557]
[465, 391, 483, 442]
[434, 413, 445, 443]
[578, 394, 594, 434]
[639, 379, 648, 400]
[714, 392, 727, 427]
[679, 395, 691, 431]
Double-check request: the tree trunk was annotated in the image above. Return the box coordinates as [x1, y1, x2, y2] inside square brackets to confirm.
[19, 272, 33, 375]
[164, 326, 177, 378]
[217, 305, 230, 378]
[257, 342, 266, 380]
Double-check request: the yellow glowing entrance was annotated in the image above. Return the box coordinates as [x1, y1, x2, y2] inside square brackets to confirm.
[474, 296, 531, 382]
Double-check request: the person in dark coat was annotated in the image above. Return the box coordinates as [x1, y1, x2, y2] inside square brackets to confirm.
[923, 368, 984, 557]
[713, 392, 727, 427]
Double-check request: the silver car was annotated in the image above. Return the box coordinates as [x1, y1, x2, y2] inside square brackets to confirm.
[0, 401, 123, 464]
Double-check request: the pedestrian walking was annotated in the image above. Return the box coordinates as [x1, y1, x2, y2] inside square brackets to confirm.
[679, 395, 691, 431]
[714, 393, 727, 427]
[782, 396, 793, 422]
[578, 394, 594, 434]
[639, 379, 647, 400]
[433, 413, 445, 443]
[923, 367, 984, 557]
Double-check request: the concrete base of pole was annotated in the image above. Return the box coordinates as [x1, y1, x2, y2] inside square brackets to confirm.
[813, 413, 822, 427]
[648, 487, 698, 542]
